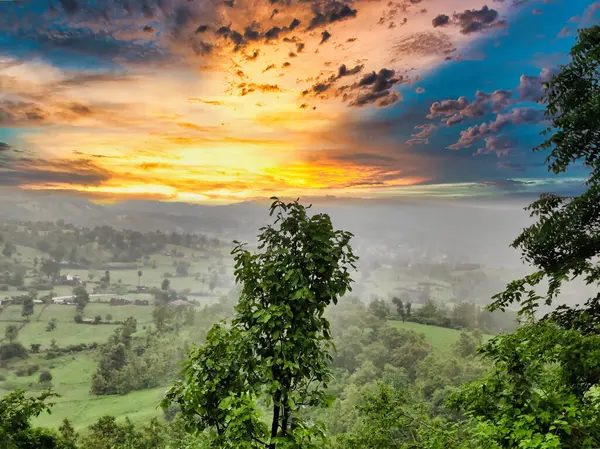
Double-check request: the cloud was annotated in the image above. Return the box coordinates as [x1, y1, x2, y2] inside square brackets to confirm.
[345, 68, 404, 107]
[320, 30, 332, 44]
[517, 67, 557, 102]
[428, 89, 513, 126]
[475, 135, 514, 157]
[0, 155, 111, 187]
[306, 1, 358, 30]
[433, 5, 504, 34]
[416, 87, 425, 93]
[432, 14, 450, 27]
[447, 107, 546, 149]
[392, 31, 456, 57]
[406, 123, 437, 145]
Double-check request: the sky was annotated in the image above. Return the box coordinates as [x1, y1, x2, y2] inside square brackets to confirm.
[0, 0, 597, 204]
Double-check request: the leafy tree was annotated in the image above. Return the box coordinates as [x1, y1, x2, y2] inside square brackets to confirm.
[449, 323, 600, 448]
[453, 26, 600, 449]
[94, 315, 102, 324]
[21, 296, 34, 321]
[163, 198, 358, 448]
[137, 270, 142, 287]
[73, 285, 89, 313]
[5, 324, 19, 343]
[0, 389, 74, 449]
[405, 302, 412, 318]
[58, 419, 78, 446]
[40, 258, 60, 280]
[368, 299, 390, 320]
[391, 297, 405, 321]
[30, 343, 41, 353]
[161, 279, 170, 291]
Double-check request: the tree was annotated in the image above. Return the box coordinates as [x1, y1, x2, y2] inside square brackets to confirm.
[21, 296, 34, 321]
[391, 297, 405, 321]
[453, 26, 600, 449]
[30, 343, 41, 353]
[5, 324, 18, 343]
[162, 197, 358, 448]
[33, 257, 38, 268]
[161, 278, 170, 291]
[94, 315, 102, 324]
[2, 242, 16, 258]
[46, 318, 57, 332]
[0, 389, 73, 449]
[405, 302, 412, 318]
[40, 258, 60, 280]
[73, 285, 89, 313]
[175, 261, 190, 276]
[59, 418, 79, 446]
[368, 299, 390, 320]
[137, 270, 142, 287]
[39, 371, 53, 383]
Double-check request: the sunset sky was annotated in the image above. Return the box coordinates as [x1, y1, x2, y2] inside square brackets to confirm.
[0, 0, 596, 203]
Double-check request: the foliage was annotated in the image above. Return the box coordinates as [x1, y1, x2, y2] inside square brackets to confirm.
[163, 198, 358, 448]
[449, 323, 600, 448]
[0, 389, 75, 449]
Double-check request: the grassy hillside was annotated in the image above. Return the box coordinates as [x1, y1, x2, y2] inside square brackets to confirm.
[390, 320, 493, 352]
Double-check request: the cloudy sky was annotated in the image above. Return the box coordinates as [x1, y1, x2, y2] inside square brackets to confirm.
[0, 0, 596, 203]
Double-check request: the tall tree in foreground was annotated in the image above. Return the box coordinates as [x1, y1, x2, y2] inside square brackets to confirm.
[451, 25, 600, 449]
[162, 198, 358, 448]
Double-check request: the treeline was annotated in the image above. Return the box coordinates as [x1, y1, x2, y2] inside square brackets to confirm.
[368, 296, 518, 334]
[0, 220, 223, 266]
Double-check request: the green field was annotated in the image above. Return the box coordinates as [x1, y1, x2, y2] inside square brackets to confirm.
[390, 320, 492, 352]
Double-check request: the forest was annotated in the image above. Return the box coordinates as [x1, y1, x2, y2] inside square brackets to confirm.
[1, 24, 600, 449]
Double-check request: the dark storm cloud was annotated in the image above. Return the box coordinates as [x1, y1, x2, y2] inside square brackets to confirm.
[433, 5, 503, 34]
[320, 30, 332, 44]
[59, 0, 80, 15]
[432, 14, 450, 27]
[19, 27, 165, 62]
[306, 1, 358, 30]
[0, 142, 15, 152]
[347, 69, 404, 107]
[302, 62, 363, 96]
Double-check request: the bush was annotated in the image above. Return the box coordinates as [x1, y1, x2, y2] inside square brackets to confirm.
[0, 342, 29, 363]
[15, 364, 39, 377]
[74, 314, 82, 323]
[39, 370, 52, 383]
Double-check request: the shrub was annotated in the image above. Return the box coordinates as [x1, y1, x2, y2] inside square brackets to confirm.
[15, 364, 39, 377]
[39, 370, 52, 383]
[0, 342, 29, 363]
[74, 314, 82, 323]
